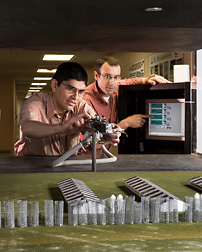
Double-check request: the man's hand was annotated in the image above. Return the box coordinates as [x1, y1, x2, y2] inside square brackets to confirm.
[105, 123, 121, 146]
[61, 112, 92, 136]
[143, 74, 171, 85]
[118, 114, 153, 130]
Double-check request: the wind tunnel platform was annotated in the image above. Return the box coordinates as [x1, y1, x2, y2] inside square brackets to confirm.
[0, 154, 202, 173]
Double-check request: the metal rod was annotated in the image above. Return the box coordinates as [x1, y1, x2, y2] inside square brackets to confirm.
[92, 129, 97, 172]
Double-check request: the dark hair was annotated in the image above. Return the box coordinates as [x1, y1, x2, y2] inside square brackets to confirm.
[95, 56, 121, 74]
[53, 62, 88, 86]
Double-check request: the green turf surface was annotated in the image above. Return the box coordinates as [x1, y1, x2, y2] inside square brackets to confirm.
[1, 223, 202, 251]
[0, 171, 202, 251]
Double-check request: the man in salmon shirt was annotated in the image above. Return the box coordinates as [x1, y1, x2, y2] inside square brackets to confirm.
[82, 56, 170, 153]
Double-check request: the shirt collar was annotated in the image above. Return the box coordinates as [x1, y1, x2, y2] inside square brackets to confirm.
[93, 81, 116, 104]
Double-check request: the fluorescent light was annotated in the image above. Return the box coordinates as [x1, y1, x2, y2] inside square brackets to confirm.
[29, 87, 43, 89]
[37, 69, 56, 73]
[34, 77, 52, 80]
[28, 89, 40, 92]
[145, 7, 163, 12]
[43, 54, 74, 61]
[31, 83, 47, 85]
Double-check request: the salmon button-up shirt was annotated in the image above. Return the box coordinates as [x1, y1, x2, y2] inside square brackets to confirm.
[14, 92, 95, 156]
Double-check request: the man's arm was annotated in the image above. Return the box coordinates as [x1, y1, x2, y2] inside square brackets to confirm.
[21, 120, 61, 138]
[142, 74, 171, 85]
[119, 74, 171, 86]
[21, 112, 121, 146]
[21, 112, 92, 138]
[117, 114, 153, 131]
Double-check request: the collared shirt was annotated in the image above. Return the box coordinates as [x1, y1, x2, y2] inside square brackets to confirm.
[14, 92, 95, 156]
[81, 78, 143, 154]
[82, 77, 143, 123]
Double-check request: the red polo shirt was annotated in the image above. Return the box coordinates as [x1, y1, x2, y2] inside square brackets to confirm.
[83, 78, 143, 123]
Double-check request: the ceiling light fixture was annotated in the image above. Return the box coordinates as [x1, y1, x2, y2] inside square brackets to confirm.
[31, 83, 47, 86]
[34, 77, 52, 80]
[42, 54, 74, 61]
[29, 87, 43, 89]
[37, 69, 56, 73]
[28, 89, 41, 92]
[145, 7, 163, 12]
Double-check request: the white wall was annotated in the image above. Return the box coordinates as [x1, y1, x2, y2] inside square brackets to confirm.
[197, 50, 202, 154]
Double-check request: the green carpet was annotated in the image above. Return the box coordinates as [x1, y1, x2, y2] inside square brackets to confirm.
[0, 171, 202, 251]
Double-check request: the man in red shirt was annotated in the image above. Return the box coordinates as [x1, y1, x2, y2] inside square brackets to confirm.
[82, 56, 170, 153]
[83, 56, 170, 130]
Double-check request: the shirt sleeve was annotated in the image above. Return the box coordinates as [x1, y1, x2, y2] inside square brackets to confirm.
[118, 77, 143, 86]
[83, 102, 96, 118]
[20, 95, 44, 123]
[75, 99, 96, 118]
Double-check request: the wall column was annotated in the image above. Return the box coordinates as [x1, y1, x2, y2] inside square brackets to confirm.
[0, 78, 16, 153]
